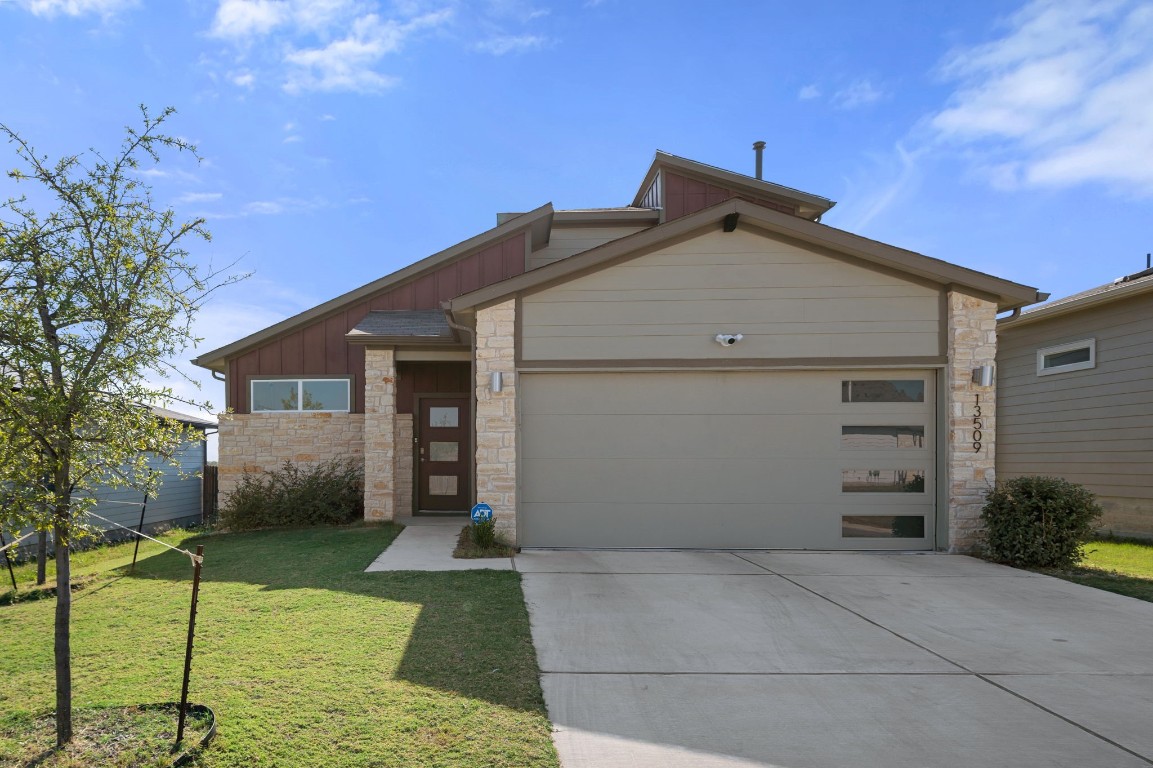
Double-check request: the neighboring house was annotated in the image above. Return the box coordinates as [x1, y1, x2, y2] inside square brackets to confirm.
[5, 407, 215, 558]
[997, 268, 1153, 539]
[193, 150, 1044, 552]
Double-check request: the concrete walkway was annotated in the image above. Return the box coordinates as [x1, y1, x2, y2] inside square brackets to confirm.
[364, 515, 514, 571]
[516, 549, 1153, 768]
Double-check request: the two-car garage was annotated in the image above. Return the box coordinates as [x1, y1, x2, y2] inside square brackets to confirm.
[519, 370, 936, 550]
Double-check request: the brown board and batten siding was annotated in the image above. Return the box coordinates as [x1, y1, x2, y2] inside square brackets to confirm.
[519, 227, 943, 363]
[227, 232, 526, 413]
[663, 172, 797, 221]
[997, 292, 1153, 518]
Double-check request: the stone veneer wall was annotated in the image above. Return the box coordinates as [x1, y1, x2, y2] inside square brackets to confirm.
[396, 414, 414, 516]
[474, 299, 518, 542]
[946, 290, 999, 552]
[217, 412, 365, 505]
[363, 348, 398, 521]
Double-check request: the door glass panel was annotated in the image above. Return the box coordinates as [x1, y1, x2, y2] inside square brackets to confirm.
[842, 469, 925, 493]
[429, 441, 459, 462]
[428, 476, 458, 496]
[842, 516, 926, 538]
[429, 407, 459, 428]
[841, 426, 926, 449]
[841, 380, 925, 403]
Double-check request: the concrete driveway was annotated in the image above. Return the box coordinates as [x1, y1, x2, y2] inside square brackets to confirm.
[514, 550, 1153, 768]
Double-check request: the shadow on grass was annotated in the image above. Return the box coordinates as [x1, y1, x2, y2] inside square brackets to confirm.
[124, 525, 547, 714]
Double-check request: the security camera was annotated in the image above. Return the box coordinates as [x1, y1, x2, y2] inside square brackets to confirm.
[714, 333, 744, 346]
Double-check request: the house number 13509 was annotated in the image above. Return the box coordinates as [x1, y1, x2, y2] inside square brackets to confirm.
[972, 394, 983, 453]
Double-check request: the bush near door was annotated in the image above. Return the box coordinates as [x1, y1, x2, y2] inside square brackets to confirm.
[981, 476, 1102, 568]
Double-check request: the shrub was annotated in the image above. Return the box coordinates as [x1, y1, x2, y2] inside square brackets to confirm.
[980, 476, 1102, 568]
[470, 519, 496, 549]
[219, 459, 364, 531]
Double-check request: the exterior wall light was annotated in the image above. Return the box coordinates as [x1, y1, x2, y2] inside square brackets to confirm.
[971, 365, 994, 387]
[715, 333, 744, 346]
[491, 371, 503, 392]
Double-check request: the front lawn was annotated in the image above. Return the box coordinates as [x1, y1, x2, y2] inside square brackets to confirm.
[1044, 538, 1153, 603]
[0, 525, 558, 767]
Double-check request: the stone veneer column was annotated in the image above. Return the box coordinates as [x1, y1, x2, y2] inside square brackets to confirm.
[946, 290, 998, 552]
[364, 347, 398, 521]
[474, 299, 517, 542]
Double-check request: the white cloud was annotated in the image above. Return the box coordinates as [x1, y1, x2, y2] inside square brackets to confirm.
[930, 0, 1153, 194]
[472, 33, 547, 55]
[832, 79, 885, 110]
[209, 0, 290, 39]
[176, 192, 224, 204]
[283, 135, 303, 144]
[282, 10, 449, 93]
[798, 84, 821, 100]
[230, 70, 256, 88]
[12, 0, 135, 18]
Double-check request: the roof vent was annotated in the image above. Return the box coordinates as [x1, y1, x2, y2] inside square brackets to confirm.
[753, 140, 765, 180]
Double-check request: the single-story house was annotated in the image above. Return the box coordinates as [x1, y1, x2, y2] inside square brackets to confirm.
[193, 150, 1045, 552]
[5, 406, 215, 559]
[997, 266, 1153, 539]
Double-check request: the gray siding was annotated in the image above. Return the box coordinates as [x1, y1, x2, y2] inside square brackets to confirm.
[8, 432, 206, 558]
[997, 293, 1153, 535]
[521, 228, 943, 362]
[528, 224, 650, 270]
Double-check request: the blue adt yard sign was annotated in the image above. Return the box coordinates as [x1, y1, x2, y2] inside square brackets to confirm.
[470, 503, 493, 524]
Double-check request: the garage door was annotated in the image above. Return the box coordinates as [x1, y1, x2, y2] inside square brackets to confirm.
[519, 370, 935, 549]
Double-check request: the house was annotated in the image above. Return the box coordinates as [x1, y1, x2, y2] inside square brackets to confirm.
[193, 150, 1044, 552]
[996, 267, 1153, 539]
[5, 407, 215, 559]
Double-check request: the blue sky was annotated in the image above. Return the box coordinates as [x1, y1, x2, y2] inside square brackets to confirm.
[3, 0, 1153, 431]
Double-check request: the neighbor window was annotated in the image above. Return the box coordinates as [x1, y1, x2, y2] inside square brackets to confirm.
[1037, 339, 1095, 376]
[251, 378, 351, 412]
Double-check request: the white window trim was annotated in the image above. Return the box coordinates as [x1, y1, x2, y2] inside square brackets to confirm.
[1036, 338, 1096, 377]
[250, 378, 352, 413]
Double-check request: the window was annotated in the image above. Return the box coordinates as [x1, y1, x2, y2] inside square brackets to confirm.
[251, 378, 351, 412]
[842, 515, 925, 538]
[841, 380, 925, 403]
[841, 426, 926, 449]
[1037, 339, 1095, 376]
[841, 469, 925, 493]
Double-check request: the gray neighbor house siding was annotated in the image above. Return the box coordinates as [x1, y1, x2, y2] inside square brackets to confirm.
[996, 272, 1153, 538]
[5, 408, 213, 559]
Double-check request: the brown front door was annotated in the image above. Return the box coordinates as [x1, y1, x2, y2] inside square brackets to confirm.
[416, 396, 470, 513]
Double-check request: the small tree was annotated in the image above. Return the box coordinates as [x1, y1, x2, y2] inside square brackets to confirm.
[0, 106, 238, 746]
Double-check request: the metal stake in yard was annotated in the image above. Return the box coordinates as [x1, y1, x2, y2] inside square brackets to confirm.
[0, 531, 17, 592]
[130, 494, 149, 575]
[175, 544, 204, 744]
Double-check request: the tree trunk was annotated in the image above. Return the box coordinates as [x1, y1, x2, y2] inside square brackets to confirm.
[36, 530, 47, 586]
[53, 517, 72, 746]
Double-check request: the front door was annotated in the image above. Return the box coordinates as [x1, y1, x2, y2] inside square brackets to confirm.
[416, 396, 470, 513]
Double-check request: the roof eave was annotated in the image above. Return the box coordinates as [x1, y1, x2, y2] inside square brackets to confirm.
[999, 275, 1153, 329]
[191, 202, 555, 371]
[631, 150, 837, 219]
[451, 198, 1040, 313]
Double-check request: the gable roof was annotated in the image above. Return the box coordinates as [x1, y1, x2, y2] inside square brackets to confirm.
[999, 269, 1153, 329]
[150, 406, 217, 429]
[450, 198, 1043, 313]
[192, 203, 554, 371]
[633, 150, 836, 221]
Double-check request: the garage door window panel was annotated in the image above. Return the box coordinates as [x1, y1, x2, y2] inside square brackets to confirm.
[842, 515, 926, 538]
[841, 426, 926, 449]
[842, 469, 926, 493]
[841, 380, 925, 403]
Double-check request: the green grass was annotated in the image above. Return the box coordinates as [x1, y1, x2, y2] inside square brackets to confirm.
[1043, 538, 1153, 603]
[0, 525, 559, 767]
